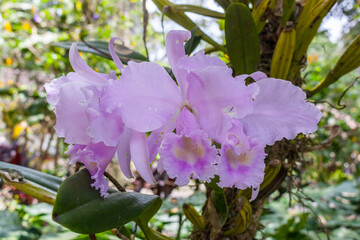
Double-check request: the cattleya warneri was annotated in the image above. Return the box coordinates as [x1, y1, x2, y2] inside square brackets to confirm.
[45, 30, 321, 199]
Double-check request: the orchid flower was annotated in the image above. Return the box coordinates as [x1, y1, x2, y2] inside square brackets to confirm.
[103, 31, 260, 186]
[104, 30, 321, 200]
[46, 29, 321, 201]
[45, 40, 154, 197]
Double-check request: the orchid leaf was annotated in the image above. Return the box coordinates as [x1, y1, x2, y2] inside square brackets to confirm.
[0, 161, 62, 192]
[0, 168, 57, 205]
[309, 33, 360, 96]
[52, 169, 162, 234]
[184, 27, 202, 55]
[211, 189, 228, 225]
[288, 0, 336, 80]
[225, 3, 260, 74]
[214, 0, 231, 10]
[252, 0, 276, 33]
[173, 5, 224, 19]
[282, 0, 295, 26]
[52, 41, 149, 63]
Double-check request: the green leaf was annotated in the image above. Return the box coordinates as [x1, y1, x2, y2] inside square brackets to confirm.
[214, 0, 231, 10]
[211, 189, 229, 225]
[52, 41, 149, 63]
[52, 169, 162, 234]
[173, 5, 225, 19]
[184, 27, 202, 55]
[0, 162, 62, 192]
[225, 3, 260, 74]
[309, 34, 360, 96]
[0, 168, 57, 205]
[282, 0, 295, 26]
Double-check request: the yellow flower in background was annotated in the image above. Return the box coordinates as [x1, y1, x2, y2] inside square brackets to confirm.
[23, 22, 31, 31]
[12, 121, 28, 139]
[307, 53, 318, 63]
[5, 58, 12, 66]
[7, 79, 14, 85]
[76, 1, 82, 11]
[4, 21, 12, 32]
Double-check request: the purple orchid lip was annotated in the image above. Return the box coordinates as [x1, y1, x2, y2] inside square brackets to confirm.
[45, 30, 321, 200]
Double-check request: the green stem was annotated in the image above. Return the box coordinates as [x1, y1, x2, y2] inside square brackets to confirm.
[176, 214, 183, 240]
[135, 219, 172, 240]
[174, 5, 225, 19]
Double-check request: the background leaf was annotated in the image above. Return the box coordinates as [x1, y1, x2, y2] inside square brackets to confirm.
[0, 162, 62, 192]
[225, 3, 260, 74]
[184, 27, 202, 55]
[52, 41, 149, 63]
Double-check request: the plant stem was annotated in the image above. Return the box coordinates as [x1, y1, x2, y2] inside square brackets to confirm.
[176, 213, 183, 240]
[89, 234, 97, 240]
[104, 171, 126, 192]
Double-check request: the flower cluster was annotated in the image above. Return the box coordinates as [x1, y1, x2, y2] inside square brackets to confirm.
[45, 30, 321, 199]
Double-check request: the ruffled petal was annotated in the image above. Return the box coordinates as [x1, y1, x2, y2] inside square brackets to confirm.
[45, 74, 91, 145]
[216, 121, 266, 190]
[116, 127, 132, 178]
[130, 130, 156, 184]
[240, 78, 322, 145]
[83, 85, 124, 147]
[159, 112, 220, 185]
[108, 61, 182, 132]
[186, 66, 259, 138]
[66, 142, 117, 198]
[65, 144, 86, 165]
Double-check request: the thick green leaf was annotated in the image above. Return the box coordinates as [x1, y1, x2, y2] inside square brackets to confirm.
[211, 189, 229, 225]
[0, 162, 62, 192]
[184, 27, 202, 55]
[282, 0, 295, 26]
[225, 3, 260, 74]
[0, 168, 57, 205]
[52, 169, 162, 234]
[52, 41, 149, 63]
